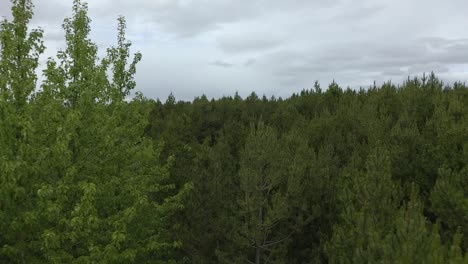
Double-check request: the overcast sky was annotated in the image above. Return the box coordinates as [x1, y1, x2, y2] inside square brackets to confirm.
[1, 0, 468, 100]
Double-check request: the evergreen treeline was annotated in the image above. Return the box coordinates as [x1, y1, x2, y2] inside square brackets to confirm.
[0, 1, 467, 263]
[149, 80, 468, 263]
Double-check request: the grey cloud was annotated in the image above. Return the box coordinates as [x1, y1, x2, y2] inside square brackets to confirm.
[31, 0, 69, 23]
[211, 60, 234, 68]
[258, 36, 468, 89]
[407, 63, 450, 74]
[260, 0, 341, 12]
[2, 0, 468, 100]
[218, 33, 284, 53]
[115, 0, 261, 37]
[139, 0, 342, 37]
[422, 37, 453, 49]
[22, 0, 342, 38]
[41, 26, 65, 42]
[244, 58, 256, 66]
[335, 4, 386, 21]
[381, 68, 404, 76]
[0, 1, 12, 19]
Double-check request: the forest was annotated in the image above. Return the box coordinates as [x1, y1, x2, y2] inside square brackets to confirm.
[0, 0, 467, 263]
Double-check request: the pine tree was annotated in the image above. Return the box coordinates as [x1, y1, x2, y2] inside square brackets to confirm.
[430, 168, 468, 251]
[382, 188, 456, 264]
[179, 135, 238, 263]
[281, 129, 338, 263]
[231, 122, 290, 264]
[326, 147, 401, 263]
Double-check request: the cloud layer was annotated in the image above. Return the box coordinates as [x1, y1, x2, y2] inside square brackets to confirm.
[1, 0, 468, 100]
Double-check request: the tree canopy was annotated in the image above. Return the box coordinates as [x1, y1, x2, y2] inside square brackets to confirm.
[0, 1, 467, 263]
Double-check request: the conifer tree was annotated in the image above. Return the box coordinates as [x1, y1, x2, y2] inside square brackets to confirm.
[231, 122, 290, 264]
[326, 147, 401, 263]
[382, 187, 465, 264]
[180, 135, 238, 263]
[431, 168, 468, 250]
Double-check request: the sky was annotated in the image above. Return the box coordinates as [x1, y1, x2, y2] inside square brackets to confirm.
[1, 0, 468, 101]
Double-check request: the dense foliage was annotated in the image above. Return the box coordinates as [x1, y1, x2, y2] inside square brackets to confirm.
[149, 79, 467, 264]
[0, 1, 467, 263]
[0, 1, 189, 263]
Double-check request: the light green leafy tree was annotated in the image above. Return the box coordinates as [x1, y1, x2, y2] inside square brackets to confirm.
[1, 0, 190, 262]
[0, 0, 45, 261]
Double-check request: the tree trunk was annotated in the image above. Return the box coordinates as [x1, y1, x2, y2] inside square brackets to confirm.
[256, 206, 263, 264]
